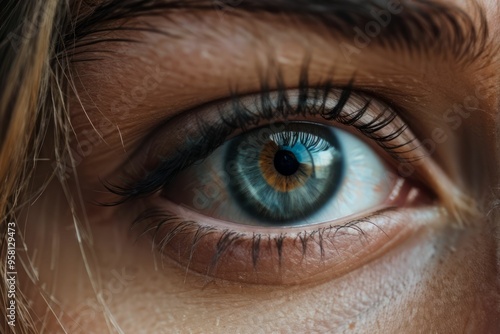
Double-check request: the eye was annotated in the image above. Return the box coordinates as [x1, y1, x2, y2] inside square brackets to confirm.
[110, 85, 435, 285]
[165, 122, 396, 226]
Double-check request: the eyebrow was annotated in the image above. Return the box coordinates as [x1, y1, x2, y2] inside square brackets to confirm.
[67, 0, 490, 65]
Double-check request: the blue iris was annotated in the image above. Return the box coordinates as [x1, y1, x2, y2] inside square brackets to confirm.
[226, 122, 344, 224]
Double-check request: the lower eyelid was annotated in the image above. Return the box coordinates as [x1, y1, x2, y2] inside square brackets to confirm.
[140, 208, 439, 286]
[134, 184, 437, 286]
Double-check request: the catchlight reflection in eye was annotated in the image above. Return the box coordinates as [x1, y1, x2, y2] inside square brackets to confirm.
[165, 121, 397, 226]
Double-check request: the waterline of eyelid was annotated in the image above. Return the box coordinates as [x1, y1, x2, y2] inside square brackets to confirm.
[148, 177, 427, 233]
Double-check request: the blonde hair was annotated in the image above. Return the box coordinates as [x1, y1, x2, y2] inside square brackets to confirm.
[1, 1, 67, 332]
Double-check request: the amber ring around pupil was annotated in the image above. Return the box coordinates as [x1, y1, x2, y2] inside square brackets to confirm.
[258, 140, 313, 193]
[227, 122, 344, 224]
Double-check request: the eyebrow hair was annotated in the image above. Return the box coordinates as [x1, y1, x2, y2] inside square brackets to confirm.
[66, 0, 490, 65]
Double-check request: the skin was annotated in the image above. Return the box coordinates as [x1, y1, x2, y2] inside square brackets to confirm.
[19, 0, 499, 333]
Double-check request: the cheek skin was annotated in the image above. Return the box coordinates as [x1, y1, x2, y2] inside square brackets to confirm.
[23, 187, 496, 334]
[117, 223, 497, 333]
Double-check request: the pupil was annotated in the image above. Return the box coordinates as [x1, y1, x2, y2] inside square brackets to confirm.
[273, 150, 300, 176]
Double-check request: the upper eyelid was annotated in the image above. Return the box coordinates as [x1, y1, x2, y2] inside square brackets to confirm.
[67, 6, 486, 149]
[66, 3, 484, 222]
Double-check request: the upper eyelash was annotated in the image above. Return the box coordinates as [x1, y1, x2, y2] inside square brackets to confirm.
[103, 72, 417, 205]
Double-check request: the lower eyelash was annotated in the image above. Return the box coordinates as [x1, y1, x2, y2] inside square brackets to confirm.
[132, 207, 392, 280]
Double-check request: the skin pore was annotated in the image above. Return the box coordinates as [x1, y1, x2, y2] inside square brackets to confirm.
[17, 0, 498, 333]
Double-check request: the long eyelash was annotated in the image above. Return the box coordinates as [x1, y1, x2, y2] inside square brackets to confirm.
[132, 207, 391, 279]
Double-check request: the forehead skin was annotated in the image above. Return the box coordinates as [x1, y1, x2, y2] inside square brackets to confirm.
[21, 0, 500, 333]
